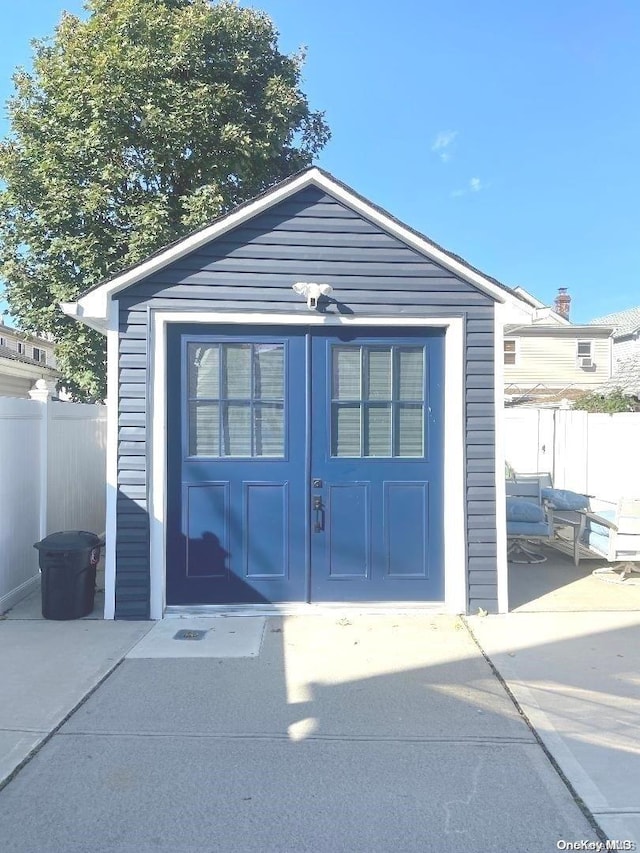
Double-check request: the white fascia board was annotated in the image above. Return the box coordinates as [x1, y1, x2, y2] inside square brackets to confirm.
[532, 307, 571, 325]
[513, 286, 545, 309]
[60, 301, 108, 334]
[72, 170, 325, 323]
[68, 167, 532, 328]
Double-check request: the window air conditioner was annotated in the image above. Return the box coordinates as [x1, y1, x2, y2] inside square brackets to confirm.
[579, 356, 593, 369]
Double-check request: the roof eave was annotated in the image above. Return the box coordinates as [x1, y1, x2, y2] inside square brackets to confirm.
[60, 301, 108, 334]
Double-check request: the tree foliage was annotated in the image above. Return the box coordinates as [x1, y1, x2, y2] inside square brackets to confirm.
[0, 0, 330, 400]
[572, 389, 640, 413]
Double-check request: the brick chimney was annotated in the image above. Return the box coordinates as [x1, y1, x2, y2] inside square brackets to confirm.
[554, 287, 571, 319]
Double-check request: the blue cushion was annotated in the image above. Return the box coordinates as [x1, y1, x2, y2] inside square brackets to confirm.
[508, 520, 551, 536]
[586, 509, 616, 554]
[506, 497, 545, 523]
[541, 488, 589, 511]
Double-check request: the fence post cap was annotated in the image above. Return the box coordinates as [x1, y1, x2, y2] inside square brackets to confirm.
[28, 379, 57, 401]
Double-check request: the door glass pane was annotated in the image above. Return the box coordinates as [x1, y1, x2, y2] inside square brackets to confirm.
[254, 344, 284, 400]
[333, 347, 361, 400]
[365, 405, 392, 456]
[222, 403, 252, 456]
[189, 402, 219, 456]
[223, 345, 252, 398]
[332, 404, 361, 456]
[330, 344, 426, 458]
[188, 340, 286, 458]
[189, 344, 219, 398]
[398, 348, 424, 400]
[253, 404, 284, 457]
[397, 404, 423, 457]
[366, 349, 391, 400]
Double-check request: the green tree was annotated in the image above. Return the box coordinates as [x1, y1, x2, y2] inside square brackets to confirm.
[0, 0, 330, 400]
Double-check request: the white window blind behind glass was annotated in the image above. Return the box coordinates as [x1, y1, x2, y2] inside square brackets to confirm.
[331, 345, 425, 458]
[188, 343, 284, 457]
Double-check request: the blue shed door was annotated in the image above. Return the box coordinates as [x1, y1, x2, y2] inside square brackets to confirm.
[166, 325, 443, 605]
[310, 330, 444, 601]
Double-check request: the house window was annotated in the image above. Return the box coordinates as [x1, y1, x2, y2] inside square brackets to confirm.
[0, 337, 4, 347]
[577, 341, 593, 368]
[16, 342, 25, 355]
[504, 339, 517, 366]
[33, 347, 46, 364]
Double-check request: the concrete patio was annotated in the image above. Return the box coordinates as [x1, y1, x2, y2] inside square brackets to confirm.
[507, 544, 640, 613]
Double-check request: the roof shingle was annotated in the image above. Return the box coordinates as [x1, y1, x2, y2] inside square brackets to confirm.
[589, 307, 640, 338]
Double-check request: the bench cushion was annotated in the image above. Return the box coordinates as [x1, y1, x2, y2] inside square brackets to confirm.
[506, 497, 545, 523]
[508, 520, 552, 537]
[586, 509, 616, 555]
[541, 488, 589, 511]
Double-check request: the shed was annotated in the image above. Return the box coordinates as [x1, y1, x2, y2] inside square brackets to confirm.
[63, 167, 530, 619]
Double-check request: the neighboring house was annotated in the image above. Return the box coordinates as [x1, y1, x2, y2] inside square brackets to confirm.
[596, 356, 640, 397]
[63, 167, 536, 619]
[589, 306, 640, 372]
[502, 287, 614, 404]
[588, 307, 640, 397]
[0, 318, 60, 398]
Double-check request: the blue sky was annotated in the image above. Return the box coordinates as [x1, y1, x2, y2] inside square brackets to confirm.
[1, 0, 639, 324]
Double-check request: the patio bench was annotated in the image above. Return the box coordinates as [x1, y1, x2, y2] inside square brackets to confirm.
[506, 471, 591, 565]
[577, 497, 640, 581]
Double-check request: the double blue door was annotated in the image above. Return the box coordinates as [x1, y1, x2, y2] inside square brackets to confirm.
[166, 325, 444, 605]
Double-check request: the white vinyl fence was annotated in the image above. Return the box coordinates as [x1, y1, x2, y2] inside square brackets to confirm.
[0, 392, 107, 613]
[504, 408, 640, 507]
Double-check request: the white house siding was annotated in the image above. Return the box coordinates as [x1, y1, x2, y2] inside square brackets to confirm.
[0, 374, 33, 398]
[504, 334, 611, 388]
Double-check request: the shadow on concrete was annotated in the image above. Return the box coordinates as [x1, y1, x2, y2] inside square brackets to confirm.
[508, 544, 640, 612]
[0, 613, 613, 852]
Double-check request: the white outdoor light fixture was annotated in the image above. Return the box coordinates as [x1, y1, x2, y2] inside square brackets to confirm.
[292, 281, 333, 310]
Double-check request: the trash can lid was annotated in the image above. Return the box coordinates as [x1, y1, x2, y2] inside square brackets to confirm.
[34, 530, 102, 551]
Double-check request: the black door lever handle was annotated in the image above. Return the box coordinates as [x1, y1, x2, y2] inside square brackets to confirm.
[312, 495, 324, 532]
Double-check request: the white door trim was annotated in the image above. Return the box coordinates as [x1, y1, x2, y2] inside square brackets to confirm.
[147, 311, 468, 619]
[494, 303, 509, 613]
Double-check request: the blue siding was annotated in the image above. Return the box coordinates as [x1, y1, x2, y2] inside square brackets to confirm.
[114, 185, 498, 618]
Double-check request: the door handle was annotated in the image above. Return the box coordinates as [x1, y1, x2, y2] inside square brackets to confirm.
[312, 495, 325, 532]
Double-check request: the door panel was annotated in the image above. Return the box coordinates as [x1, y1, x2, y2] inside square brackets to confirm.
[166, 325, 306, 605]
[326, 483, 370, 578]
[310, 330, 444, 601]
[384, 482, 428, 577]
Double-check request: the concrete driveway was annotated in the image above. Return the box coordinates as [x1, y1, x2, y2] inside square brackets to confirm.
[0, 614, 599, 853]
[468, 610, 640, 846]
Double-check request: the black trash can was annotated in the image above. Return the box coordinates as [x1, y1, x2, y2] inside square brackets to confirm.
[33, 531, 102, 620]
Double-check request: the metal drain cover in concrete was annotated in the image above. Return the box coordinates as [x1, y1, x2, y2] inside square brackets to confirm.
[173, 629, 207, 641]
[127, 617, 266, 659]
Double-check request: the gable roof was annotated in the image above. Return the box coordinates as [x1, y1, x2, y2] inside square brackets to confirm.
[62, 166, 533, 332]
[589, 306, 640, 339]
